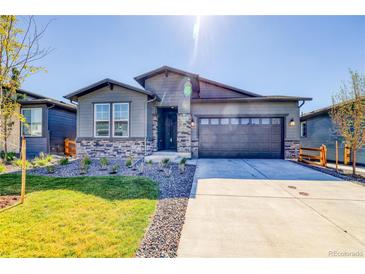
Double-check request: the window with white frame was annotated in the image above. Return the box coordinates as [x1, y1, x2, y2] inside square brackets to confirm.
[113, 103, 129, 137]
[94, 104, 110, 137]
[300, 121, 307, 137]
[21, 108, 42, 137]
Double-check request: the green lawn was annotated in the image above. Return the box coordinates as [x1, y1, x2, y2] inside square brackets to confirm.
[0, 174, 158, 258]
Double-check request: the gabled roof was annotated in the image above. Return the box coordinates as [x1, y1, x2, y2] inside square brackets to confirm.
[20, 98, 77, 112]
[134, 65, 262, 98]
[193, 95, 312, 103]
[301, 106, 331, 121]
[64, 78, 159, 101]
[17, 88, 47, 100]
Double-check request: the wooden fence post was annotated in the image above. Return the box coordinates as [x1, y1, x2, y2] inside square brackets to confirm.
[335, 141, 338, 171]
[298, 144, 302, 162]
[20, 137, 26, 204]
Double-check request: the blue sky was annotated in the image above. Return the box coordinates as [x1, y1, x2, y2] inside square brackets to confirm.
[22, 16, 365, 113]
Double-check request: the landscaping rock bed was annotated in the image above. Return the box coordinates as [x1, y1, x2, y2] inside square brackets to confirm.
[27, 158, 195, 257]
[293, 160, 365, 186]
[0, 195, 20, 210]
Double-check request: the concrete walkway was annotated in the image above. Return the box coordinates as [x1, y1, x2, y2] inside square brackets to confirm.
[178, 159, 365, 257]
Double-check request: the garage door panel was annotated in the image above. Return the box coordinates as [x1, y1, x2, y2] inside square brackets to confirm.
[199, 117, 283, 159]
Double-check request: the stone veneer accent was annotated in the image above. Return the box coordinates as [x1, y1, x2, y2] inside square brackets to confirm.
[151, 113, 158, 152]
[285, 140, 300, 159]
[76, 138, 153, 159]
[177, 113, 192, 154]
[191, 139, 199, 158]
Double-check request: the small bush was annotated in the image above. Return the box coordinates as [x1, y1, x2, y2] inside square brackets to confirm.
[180, 158, 187, 165]
[32, 157, 49, 167]
[125, 158, 133, 168]
[81, 155, 92, 166]
[109, 164, 120, 174]
[13, 159, 31, 169]
[38, 152, 46, 160]
[99, 157, 109, 169]
[46, 165, 56, 174]
[79, 162, 90, 175]
[1, 151, 16, 162]
[146, 159, 153, 166]
[59, 157, 69, 165]
[0, 164, 7, 174]
[161, 158, 170, 167]
[45, 155, 53, 163]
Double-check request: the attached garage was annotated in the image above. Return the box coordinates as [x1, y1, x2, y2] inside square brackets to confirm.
[198, 117, 284, 159]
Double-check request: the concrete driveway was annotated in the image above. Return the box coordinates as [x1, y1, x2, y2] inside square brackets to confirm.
[178, 159, 365, 257]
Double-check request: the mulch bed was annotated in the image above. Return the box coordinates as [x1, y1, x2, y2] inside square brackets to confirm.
[0, 195, 20, 210]
[26, 158, 196, 258]
[293, 160, 365, 186]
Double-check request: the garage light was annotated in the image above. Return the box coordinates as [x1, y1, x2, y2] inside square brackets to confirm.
[289, 118, 296, 126]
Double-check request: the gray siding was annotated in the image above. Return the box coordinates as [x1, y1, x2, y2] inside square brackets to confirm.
[48, 107, 76, 153]
[191, 101, 300, 142]
[301, 113, 365, 165]
[144, 72, 191, 113]
[198, 80, 248, 98]
[77, 85, 148, 138]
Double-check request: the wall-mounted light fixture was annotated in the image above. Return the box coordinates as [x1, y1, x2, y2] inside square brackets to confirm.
[289, 118, 296, 127]
[191, 115, 195, 128]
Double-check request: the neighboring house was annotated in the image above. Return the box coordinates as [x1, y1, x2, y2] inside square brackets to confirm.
[300, 105, 365, 165]
[0, 89, 77, 158]
[64, 66, 311, 159]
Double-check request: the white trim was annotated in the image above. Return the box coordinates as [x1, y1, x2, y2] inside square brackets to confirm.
[94, 103, 110, 138]
[21, 107, 43, 137]
[112, 102, 129, 138]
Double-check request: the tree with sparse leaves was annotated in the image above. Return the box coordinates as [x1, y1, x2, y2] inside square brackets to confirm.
[330, 70, 365, 175]
[0, 15, 51, 156]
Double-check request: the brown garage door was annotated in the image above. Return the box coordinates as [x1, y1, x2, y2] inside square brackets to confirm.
[198, 117, 283, 158]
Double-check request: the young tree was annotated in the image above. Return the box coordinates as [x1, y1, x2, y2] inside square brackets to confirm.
[330, 70, 365, 175]
[0, 15, 50, 156]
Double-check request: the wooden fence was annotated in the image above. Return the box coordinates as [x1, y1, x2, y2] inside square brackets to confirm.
[298, 144, 327, 167]
[64, 138, 76, 157]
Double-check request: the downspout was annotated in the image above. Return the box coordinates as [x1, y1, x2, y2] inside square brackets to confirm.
[145, 95, 158, 156]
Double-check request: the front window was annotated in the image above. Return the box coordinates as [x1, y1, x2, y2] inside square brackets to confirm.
[113, 103, 129, 137]
[21, 108, 42, 137]
[94, 104, 110, 137]
[301, 121, 307, 137]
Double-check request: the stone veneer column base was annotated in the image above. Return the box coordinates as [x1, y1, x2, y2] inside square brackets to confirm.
[177, 113, 192, 154]
[151, 113, 158, 152]
[191, 140, 199, 159]
[76, 138, 153, 159]
[284, 140, 300, 159]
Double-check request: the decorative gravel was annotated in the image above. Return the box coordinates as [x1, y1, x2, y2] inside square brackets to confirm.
[27, 158, 195, 257]
[293, 160, 365, 186]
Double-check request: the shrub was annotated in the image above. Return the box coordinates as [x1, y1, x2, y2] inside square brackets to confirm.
[161, 158, 170, 167]
[125, 158, 133, 168]
[0, 164, 7, 174]
[1, 151, 16, 162]
[179, 157, 187, 165]
[81, 155, 92, 166]
[46, 165, 56, 174]
[59, 157, 69, 165]
[99, 157, 109, 170]
[79, 162, 90, 175]
[45, 155, 53, 163]
[109, 164, 120, 174]
[32, 157, 49, 167]
[146, 159, 153, 166]
[13, 159, 31, 169]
